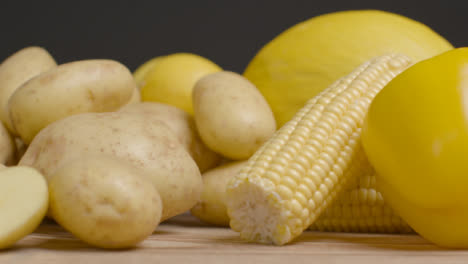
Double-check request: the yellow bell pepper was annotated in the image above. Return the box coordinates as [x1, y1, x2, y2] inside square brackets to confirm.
[362, 48, 468, 248]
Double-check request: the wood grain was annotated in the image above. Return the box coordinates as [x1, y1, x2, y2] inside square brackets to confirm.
[1, 214, 467, 264]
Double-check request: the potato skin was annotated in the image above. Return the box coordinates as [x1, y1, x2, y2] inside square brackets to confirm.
[0, 46, 57, 133]
[20, 112, 202, 221]
[13, 137, 27, 163]
[119, 102, 221, 172]
[192, 71, 276, 160]
[9, 59, 136, 144]
[191, 161, 247, 226]
[126, 86, 141, 105]
[49, 156, 162, 248]
[0, 122, 16, 165]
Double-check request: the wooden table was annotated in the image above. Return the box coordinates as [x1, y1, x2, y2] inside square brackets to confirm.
[2, 214, 467, 264]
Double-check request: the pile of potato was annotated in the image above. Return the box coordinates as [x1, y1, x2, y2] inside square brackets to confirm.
[0, 47, 276, 249]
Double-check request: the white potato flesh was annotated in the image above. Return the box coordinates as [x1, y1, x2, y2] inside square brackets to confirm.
[0, 166, 48, 249]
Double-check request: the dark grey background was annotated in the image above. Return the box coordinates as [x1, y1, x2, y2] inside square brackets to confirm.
[1, 1, 467, 73]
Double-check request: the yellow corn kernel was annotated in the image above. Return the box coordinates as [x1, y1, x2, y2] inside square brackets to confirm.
[226, 54, 412, 245]
[310, 166, 412, 233]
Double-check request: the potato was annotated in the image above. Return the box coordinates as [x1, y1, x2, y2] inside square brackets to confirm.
[9, 59, 136, 144]
[191, 161, 247, 226]
[49, 155, 162, 249]
[119, 102, 221, 172]
[13, 137, 27, 163]
[127, 86, 141, 105]
[0, 46, 56, 133]
[0, 122, 16, 165]
[0, 166, 48, 249]
[20, 112, 202, 221]
[193, 71, 276, 160]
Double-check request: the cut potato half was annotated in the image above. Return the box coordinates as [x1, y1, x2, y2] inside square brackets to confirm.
[0, 166, 48, 249]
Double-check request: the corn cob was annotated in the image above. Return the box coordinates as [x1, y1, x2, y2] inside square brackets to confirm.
[225, 54, 412, 245]
[309, 164, 412, 233]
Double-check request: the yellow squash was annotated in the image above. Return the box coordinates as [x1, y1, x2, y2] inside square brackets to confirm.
[244, 10, 453, 127]
[362, 48, 468, 248]
[139, 53, 222, 114]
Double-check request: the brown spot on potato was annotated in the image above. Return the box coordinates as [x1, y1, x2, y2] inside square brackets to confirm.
[39, 72, 58, 86]
[87, 89, 95, 102]
[80, 177, 89, 187]
[85, 205, 92, 214]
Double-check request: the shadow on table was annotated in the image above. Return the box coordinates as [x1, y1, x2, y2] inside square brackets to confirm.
[293, 231, 466, 252]
[161, 212, 219, 228]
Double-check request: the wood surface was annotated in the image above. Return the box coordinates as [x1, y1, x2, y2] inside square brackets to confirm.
[1, 213, 467, 264]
